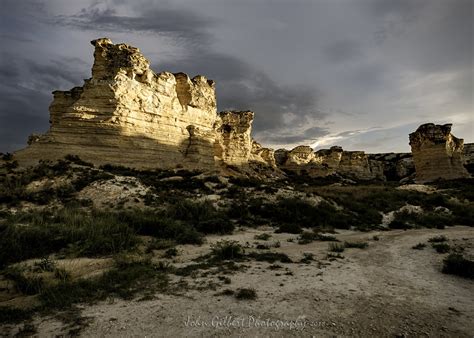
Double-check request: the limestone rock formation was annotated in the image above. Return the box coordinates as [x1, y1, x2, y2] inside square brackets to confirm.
[463, 143, 474, 174]
[409, 123, 470, 182]
[14, 38, 275, 172]
[368, 153, 414, 181]
[277, 145, 380, 180]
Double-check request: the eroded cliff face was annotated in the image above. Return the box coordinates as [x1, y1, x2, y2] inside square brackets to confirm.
[14, 38, 274, 172]
[409, 123, 470, 182]
[276, 145, 382, 180]
[463, 143, 474, 174]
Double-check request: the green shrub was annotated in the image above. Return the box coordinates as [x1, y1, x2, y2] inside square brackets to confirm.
[4, 268, 44, 295]
[442, 254, 474, 279]
[432, 242, 450, 254]
[167, 200, 233, 234]
[254, 233, 272, 241]
[329, 243, 345, 253]
[428, 235, 448, 243]
[275, 223, 302, 234]
[210, 240, 244, 260]
[298, 231, 338, 244]
[412, 243, 426, 250]
[234, 288, 257, 300]
[0, 307, 32, 324]
[344, 241, 368, 249]
[247, 252, 292, 263]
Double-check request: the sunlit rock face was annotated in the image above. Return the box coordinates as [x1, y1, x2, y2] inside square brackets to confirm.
[409, 123, 470, 182]
[277, 145, 380, 180]
[14, 38, 275, 172]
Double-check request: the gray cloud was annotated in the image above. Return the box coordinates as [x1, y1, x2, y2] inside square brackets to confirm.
[0, 0, 472, 153]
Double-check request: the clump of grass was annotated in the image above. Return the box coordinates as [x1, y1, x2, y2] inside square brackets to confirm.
[0, 307, 33, 324]
[428, 235, 448, 243]
[34, 257, 56, 272]
[275, 223, 302, 234]
[234, 288, 257, 300]
[40, 258, 169, 309]
[300, 253, 314, 264]
[412, 243, 426, 250]
[4, 267, 44, 295]
[372, 235, 380, 241]
[344, 241, 368, 249]
[0, 208, 140, 267]
[442, 254, 474, 279]
[54, 268, 71, 283]
[210, 240, 244, 260]
[327, 252, 344, 259]
[146, 239, 176, 253]
[297, 231, 338, 245]
[254, 233, 272, 241]
[432, 242, 450, 254]
[163, 247, 178, 258]
[329, 243, 345, 253]
[247, 252, 292, 263]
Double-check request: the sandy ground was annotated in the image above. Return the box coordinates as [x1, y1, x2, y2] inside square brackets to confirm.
[7, 226, 474, 337]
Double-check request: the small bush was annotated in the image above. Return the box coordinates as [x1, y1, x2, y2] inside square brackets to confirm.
[344, 241, 368, 249]
[247, 252, 292, 263]
[298, 231, 338, 244]
[327, 252, 344, 259]
[234, 288, 257, 300]
[428, 235, 448, 243]
[254, 233, 272, 241]
[163, 248, 178, 258]
[442, 254, 474, 279]
[54, 268, 71, 283]
[275, 223, 302, 234]
[329, 243, 345, 253]
[432, 242, 450, 254]
[4, 268, 44, 295]
[412, 243, 426, 250]
[0, 307, 32, 324]
[34, 257, 56, 272]
[300, 253, 314, 264]
[210, 240, 244, 260]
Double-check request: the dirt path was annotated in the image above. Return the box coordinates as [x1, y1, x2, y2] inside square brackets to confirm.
[27, 226, 474, 337]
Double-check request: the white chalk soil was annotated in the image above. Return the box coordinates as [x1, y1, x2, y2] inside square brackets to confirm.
[6, 226, 474, 337]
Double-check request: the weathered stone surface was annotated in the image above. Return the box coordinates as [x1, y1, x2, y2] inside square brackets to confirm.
[368, 153, 414, 181]
[14, 38, 274, 173]
[464, 143, 474, 174]
[409, 123, 470, 182]
[278, 145, 379, 180]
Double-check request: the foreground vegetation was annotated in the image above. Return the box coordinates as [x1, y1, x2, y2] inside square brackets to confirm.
[0, 158, 473, 329]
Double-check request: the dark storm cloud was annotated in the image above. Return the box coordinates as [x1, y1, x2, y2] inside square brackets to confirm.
[58, 1, 323, 134]
[259, 126, 330, 145]
[322, 39, 363, 64]
[0, 50, 87, 152]
[155, 53, 322, 133]
[0, 0, 472, 153]
[56, 4, 216, 44]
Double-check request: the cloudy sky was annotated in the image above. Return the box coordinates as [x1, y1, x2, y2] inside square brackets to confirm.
[0, 0, 472, 153]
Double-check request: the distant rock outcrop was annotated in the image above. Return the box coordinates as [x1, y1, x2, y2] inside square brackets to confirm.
[464, 143, 474, 174]
[14, 38, 274, 172]
[409, 123, 470, 182]
[276, 145, 383, 180]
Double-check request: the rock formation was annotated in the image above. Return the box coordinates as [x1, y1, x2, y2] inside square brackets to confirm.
[368, 153, 414, 181]
[276, 145, 383, 180]
[409, 123, 470, 182]
[14, 38, 274, 172]
[463, 143, 474, 174]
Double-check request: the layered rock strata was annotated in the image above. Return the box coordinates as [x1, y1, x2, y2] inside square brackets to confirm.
[277, 145, 380, 180]
[409, 123, 470, 182]
[14, 38, 274, 171]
